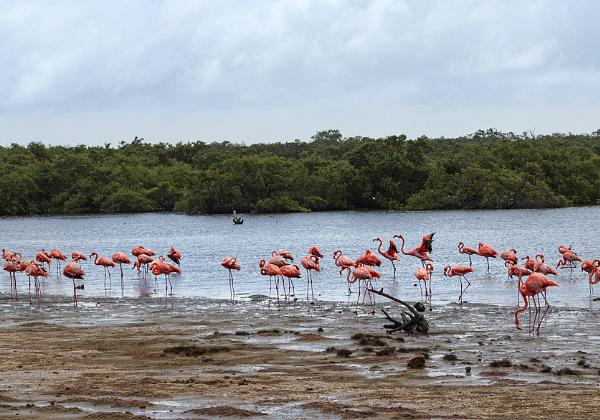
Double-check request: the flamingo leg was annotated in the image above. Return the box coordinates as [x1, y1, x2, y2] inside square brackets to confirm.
[28, 276, 32, 305]
[462, 275, 471, 301]
[391, 261, 396, 279]
[468, 254, 472, 267]
[310, 271, 315, 300]
[458, 277, 463, 304]
[13, 273, 17, 301]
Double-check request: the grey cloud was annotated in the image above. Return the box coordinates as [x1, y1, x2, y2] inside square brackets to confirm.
[0, 0, 598, 144]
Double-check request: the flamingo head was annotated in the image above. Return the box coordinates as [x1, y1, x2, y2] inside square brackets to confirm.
[443, 266, 450, 276]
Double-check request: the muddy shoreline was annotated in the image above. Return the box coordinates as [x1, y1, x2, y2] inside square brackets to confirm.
[1, 294, 599, 418]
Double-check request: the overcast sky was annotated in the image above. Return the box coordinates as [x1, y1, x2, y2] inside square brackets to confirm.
[0, 0, 598, 145]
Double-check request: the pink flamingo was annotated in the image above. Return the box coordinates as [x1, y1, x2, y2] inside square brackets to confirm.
[35, 250, 52, 270]
[91, 252, 115, 289]
[221, 257, 240, 301]
[415, 263, 434, 297]
[394, 233, 434, 267]
[3, 260, 19, 300]
[300, 255, 320, 300]
[274, 249, 295, 261]
[556, 250, 581, 270]
[71, 251, 87, 264]
[443, 265, 475, 304]
[63, 262, 85, 307]
[50, 249, 67, 273]
[112, 252, 131, 290]
[280, 264, 301, 300]
[477, 243, 497, 272]
[373, 237, 401, 278]
[167, 246, 181, 266]
[259, 259, 283, 301]
[356, 250, 382, 267]
[341, 265, 376, 312]
[457, 242, 478, 267]
[514, 272, 558, 335]
[533, 254, 557, 276]
[499, 249, 518, 265]
[308, 246, 324, 260]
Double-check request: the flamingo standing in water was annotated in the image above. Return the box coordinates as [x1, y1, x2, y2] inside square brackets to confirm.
[63, 262, 85, 307]
[91, 252, 115, 289]
[477, 243, 497, 272]
[35, 250, 52, 270]
[134, 254, 154, 283]
[373, 237, 401, 278]
[300, 255, 320, 300]
[393, 233, 434, 267]
[112, 252, 131, 291]
[499, 249, 518, 266]
[521, 256, 536, 272]
[3, 260, 19, 300]
[50, 249, 67, 274]
[514, 272, 558, 335]
[457, 242, 478, 267]
[556, 249, 581, 271]
[341, 265, 376, 312]
[132, 246, 156, 258]
[534, 254, 558, 276]
[275, 249, 295, 261]
[443, 265, 474, 304]
[415, 263, 434, 297]
[280, 264, 301, 300]
[333, 250, 356, 293]
[221, 257, 240, 301]
[72, 251, 87, 264]
[507, 262, 532, 305]
[259, 259, 283, 301]
[167, 246, 181, 266]
[26, 262, 48, 305]
[582, 260, 600, 295]
[308, 246, 324, 260]
[356, 250, 382, 267]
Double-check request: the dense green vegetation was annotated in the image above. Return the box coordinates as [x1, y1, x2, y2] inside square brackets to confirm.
[1, 128, 600, 216]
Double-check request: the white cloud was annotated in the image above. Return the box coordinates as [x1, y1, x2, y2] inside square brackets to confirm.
[0, 0, 599, 144]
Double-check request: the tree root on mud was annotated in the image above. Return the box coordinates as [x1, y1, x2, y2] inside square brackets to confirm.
[368, 288, 429, 335]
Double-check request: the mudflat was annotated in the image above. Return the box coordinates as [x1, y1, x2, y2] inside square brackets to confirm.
[1, 295, 599, 419]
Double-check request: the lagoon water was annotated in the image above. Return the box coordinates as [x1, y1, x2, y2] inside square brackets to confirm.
[1, 207, 599, 308]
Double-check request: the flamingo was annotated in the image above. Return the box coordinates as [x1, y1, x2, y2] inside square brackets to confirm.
[499, 249, 518, 265]
[341, 265, 376, 312]
[356, 250, 382, 267]
[25, 261, 48, 305]
[167, 246, 181, 266]
[91, 252, 115, 289]
[373, 237, 401, 278]
[63, 262, 85, 307]
[112, 252, 131, 291]
[35, 250, 52, 269]
[521, 256, 536, 272]
[333, 250, 356, 293]
[268, 253, 289, 267]
[507, 261, 532, 305]
[308, 246, 324, 260]
[556, 250, 581, 270]
[443, 265, 474, 304]
[300, 255, 320, 300]
[50, 249, 67, 273]
[583, 260, 600, 295]
[3, 260, 19, 300]
[514, 272, 559, 334]
[274, 249, 295, 261]
[393, 233, 434, 267]
[477, 242, 497, 272]
[259, 259, 283, 301]
[280, 264, 301, 300]
[71, 250, 87, 264]
[415, 263, 434, 297]
[221, 257, 240, 301]
[457, 242, 478, 267]
[151, 258, 176, 299]
[533, 254, 557, 276]
[132, 246, 155, 257]
[134, 253, 154, 282]
[558, 245, 573, 255]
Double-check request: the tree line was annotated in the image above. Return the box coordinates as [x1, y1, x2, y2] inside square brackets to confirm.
[1, 128, 600, 216]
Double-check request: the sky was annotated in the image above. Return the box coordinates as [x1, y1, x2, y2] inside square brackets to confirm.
[0, 0, 599, 145]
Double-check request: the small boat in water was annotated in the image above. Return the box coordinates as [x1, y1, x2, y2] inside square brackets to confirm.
[232, 210, 244, 225]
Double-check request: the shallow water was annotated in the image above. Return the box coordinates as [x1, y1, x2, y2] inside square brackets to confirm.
[1, 208, 599, 308]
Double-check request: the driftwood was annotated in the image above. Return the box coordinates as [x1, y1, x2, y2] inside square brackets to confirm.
[368, 288, 429, 335]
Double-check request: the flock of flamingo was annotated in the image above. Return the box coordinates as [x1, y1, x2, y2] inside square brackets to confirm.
[2, 232, 596, 334]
